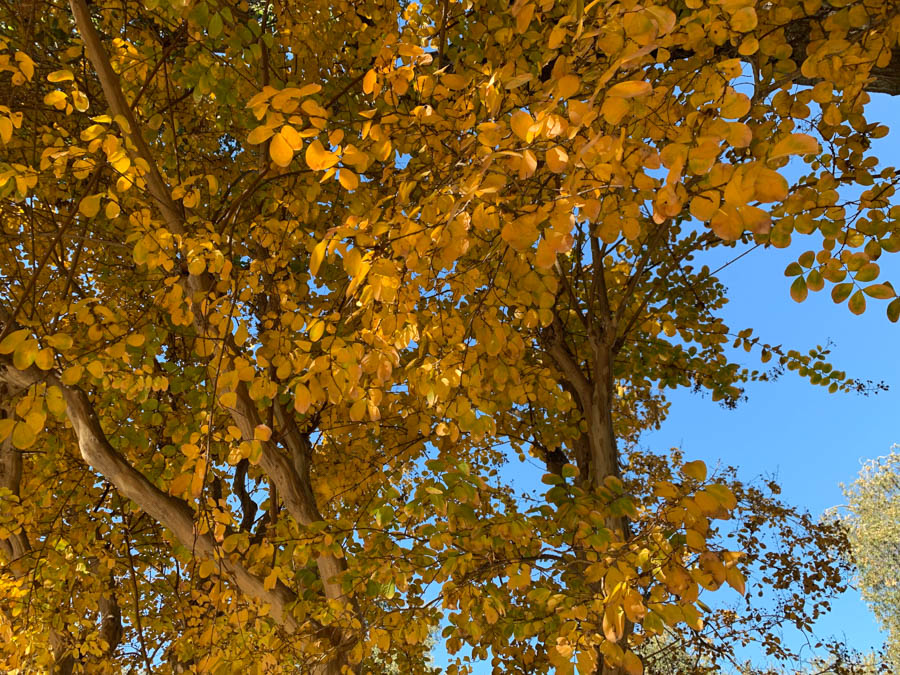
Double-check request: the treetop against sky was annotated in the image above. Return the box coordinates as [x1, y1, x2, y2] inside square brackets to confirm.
[1, 0, 899, 673]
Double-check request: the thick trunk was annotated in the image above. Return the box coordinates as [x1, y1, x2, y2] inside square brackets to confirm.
[0, 360, 302, 634]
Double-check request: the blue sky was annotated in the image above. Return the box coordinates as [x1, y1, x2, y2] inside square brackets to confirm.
[640, 92, 899, 655]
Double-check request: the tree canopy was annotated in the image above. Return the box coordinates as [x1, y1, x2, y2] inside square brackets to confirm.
[839, 450, 900, 673]
[1, 0, 899, 673]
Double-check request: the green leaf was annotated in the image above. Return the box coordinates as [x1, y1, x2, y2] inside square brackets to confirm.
[208, 12, 224, 38]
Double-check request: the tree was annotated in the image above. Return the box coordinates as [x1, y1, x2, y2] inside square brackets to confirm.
[1, 0, 899, 673]
[838, 449, 900, 672]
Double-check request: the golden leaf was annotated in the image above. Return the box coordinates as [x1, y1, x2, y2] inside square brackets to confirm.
[510, 110, 534, 142]
[247, 125, 274, 145]
[47, 69, 74, 83]
[546, 145, 569, 173]
[269, 131, 294, 167]
[305, 139, 339, 170]
[770, 133, 819, 159]
[682, 460, 707, 481]
[79, 194, 102, 218]
[607, 80, 652, 98]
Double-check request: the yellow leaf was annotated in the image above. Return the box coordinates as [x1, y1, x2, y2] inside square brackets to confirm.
[682, 460, 707, 481]
[622, 651, 644, 675]
[739, 204, 771, 235]
[510, 110, 534, 142]
[770, 133, 819, 159]
[602, 605, 625, 642]
[310, 240, 327, 276]
[607, 80, 652, 98]
[363, 69, 377, 95]
[0, 419, 14, 442]
[13, 339, 38, 369]
[254, 424, 272, 442]
[0, 117, 12, 143]
[11, 421, 36, 450]
[685, 529, 705, 550]
[338, 169, 359, 190]
[576, 649, 597, 675]
[690, 192, 719, 221]
[0, 328, 29, 355]
[43, 90, 67, 109]
[281, 124, 303, 150]
[622, 589, 646, 622]
[601, 96, 631, 124]
[519, 149, 537, 178]
[220, 391, 237, 408]
[546, 145, 569, 173]
[191, 458, 206, 499]
[198, 559, 216, 579]
[730, 7, 757, 32]
[515, 2, 534, 33]
[726, 566, 746, 595]
[47, 69, 74, 83]
[247, 125, 274, 145]
[710, 206, 742, 241]
[308, 319, 325, 342]
[720, 91, 750, 119]
[753, 168, 789, 202]
[79, 194, 102, 218]
[349, 398, 366, 422]
[294, 383, 311, 414]
[34, 349, 54, 370]
[305, 139, 339, 171]
[14, 52, 34, 80]
[556, 74, 580, 99]
[223, 534, 240, 553]
[86, 361, 104, 379]
[46, 386, 67, 417]
[269, 131, 294, 167]
[501, 217, 539, 251]
[81, 124, 106, 141]
[61, 364, 83, 385]
[188, 258, 206, 276]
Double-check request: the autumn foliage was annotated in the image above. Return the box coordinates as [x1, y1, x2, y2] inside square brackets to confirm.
[1, 0, 899, 672]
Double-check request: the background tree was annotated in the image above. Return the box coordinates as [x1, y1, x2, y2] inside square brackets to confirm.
[0, 0, 899, 673]
[837, 449, 900, 673]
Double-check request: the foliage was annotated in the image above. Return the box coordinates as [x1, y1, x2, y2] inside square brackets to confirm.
[1, 0, 899, 673]
[838, 449, 900, 673]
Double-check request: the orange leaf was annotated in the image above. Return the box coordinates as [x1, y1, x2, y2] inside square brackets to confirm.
[546, 145, 569, 173]
[510, 110, 535, 142]
[607, 80, 651, 98]
[770, 133, 819, 159]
